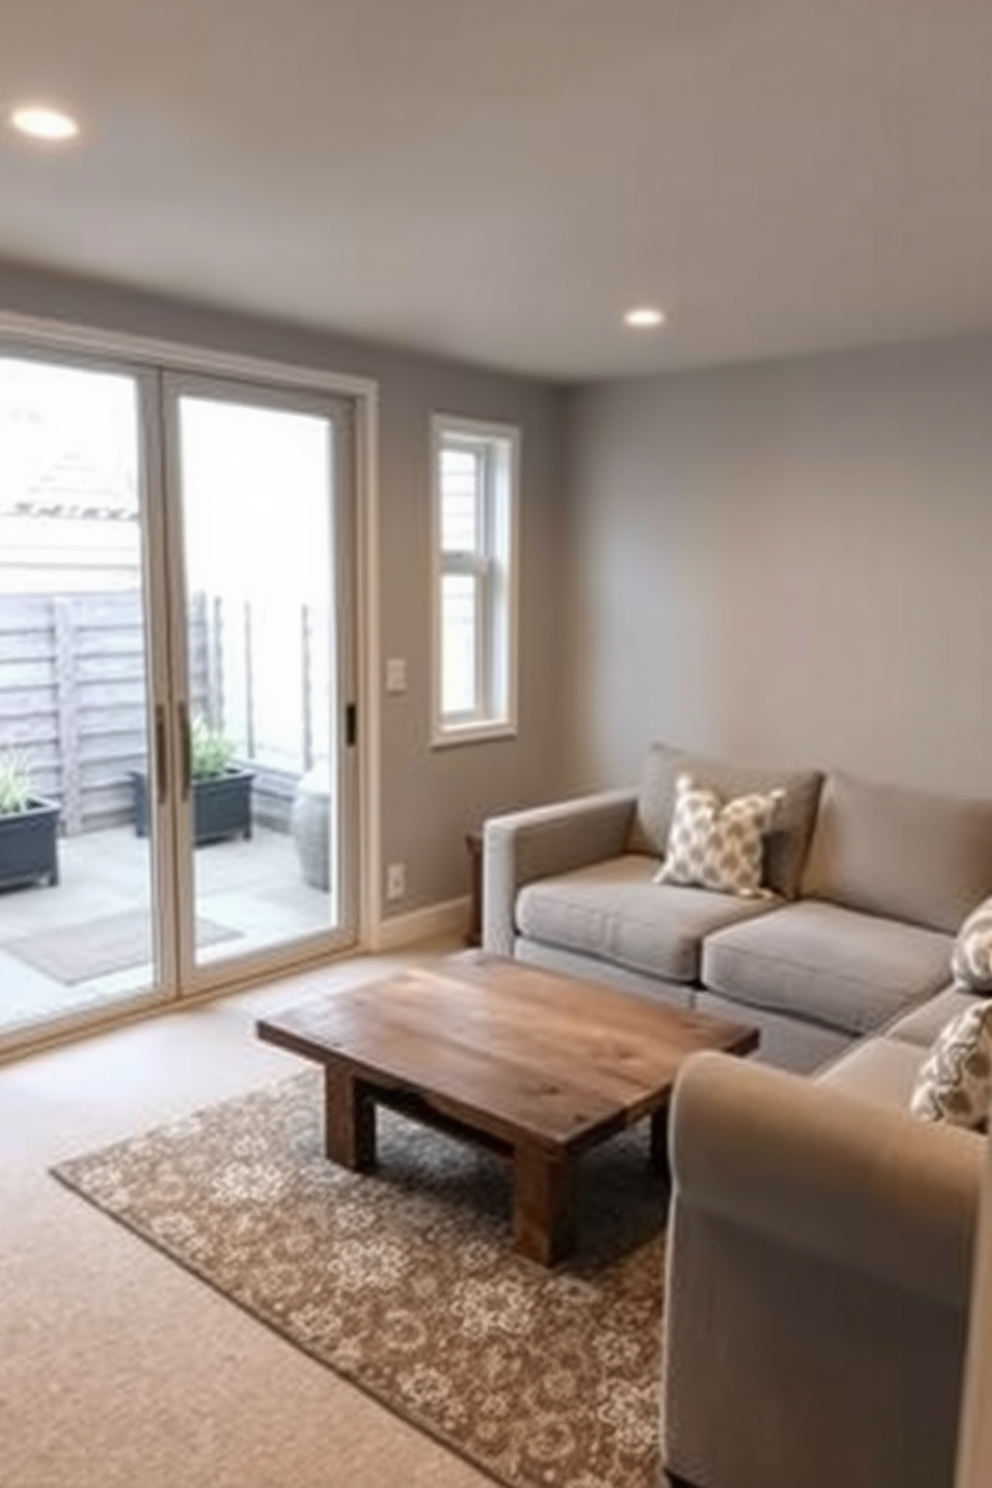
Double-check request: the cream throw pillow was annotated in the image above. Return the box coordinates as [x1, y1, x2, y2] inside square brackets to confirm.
[654, 773, 784, 899]
[951, 896, 992, 991]
[910, 1000, 992, 1130]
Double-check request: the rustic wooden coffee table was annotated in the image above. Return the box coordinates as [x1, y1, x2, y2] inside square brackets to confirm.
[256, 955, 758, 1265]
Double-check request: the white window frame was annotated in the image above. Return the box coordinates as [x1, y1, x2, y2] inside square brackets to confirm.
[431, 414, 519, 747]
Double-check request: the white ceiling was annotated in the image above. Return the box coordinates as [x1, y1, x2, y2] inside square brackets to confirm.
[1, 0, 992, 382]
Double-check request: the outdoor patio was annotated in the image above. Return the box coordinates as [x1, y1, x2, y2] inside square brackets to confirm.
[0, 824, 331, 1038]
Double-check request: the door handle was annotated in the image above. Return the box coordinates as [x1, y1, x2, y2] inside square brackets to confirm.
[154, 704, 169, 806]
[178, 701, 192, 803]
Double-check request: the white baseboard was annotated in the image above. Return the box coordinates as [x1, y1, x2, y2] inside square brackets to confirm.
[369, 896, 470, 952]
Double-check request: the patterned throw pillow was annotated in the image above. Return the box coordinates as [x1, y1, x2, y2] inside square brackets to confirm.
[910, 1000, 992, 1129]
[654, 773, 784, 899]
[951, 896, 992, 991]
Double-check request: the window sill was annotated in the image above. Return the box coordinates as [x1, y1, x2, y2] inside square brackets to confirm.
[431, 721, 518, 750]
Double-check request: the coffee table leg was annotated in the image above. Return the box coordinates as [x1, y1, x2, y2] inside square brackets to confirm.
[649, 1104, 671, 1177]
[324, 1066, 376, 1170]
[513, 1147, 572, 1265]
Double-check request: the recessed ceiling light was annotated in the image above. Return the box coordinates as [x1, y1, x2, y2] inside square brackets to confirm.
[9, 105, 80, 142]
[623, 306, 666, 329]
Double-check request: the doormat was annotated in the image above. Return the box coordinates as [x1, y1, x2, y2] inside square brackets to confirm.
[52, 1071, 666, 1488]
[6, 910, 239, 984]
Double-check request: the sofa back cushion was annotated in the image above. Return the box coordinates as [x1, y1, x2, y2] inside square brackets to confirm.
[627, 742, 822, 899]
[802, 772, 992, 934]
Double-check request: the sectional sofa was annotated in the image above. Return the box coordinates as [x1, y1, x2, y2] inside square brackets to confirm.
[482, 741, 992, 1488]
[483, 742, 992, 1072]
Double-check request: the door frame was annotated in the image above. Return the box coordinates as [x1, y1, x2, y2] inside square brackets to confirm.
[0, 310, 383, 1055]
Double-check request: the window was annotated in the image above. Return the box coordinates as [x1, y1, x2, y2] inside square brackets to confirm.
[432, 416, 518, 744]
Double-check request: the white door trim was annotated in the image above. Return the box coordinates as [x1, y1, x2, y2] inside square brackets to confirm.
[0, 311, 377, 398]
[0, 308, 383, 953]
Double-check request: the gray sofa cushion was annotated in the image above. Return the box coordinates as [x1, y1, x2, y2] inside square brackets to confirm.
[802, 771, 992, 934]
[626, 741, 822, 899]
[886, 986, 979, 1049]
[817, 1037, 927, 1111]
[515, 854, 779, 984]
[702, 900, 953, 1036]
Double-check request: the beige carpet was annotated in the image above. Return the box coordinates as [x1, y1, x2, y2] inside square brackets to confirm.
[6, 910, 239, 983]
[53, 1069, 666, 1488]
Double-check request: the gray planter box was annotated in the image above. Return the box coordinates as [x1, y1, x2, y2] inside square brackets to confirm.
[130, 768, 254, 846]
[0, 797, 60, 890]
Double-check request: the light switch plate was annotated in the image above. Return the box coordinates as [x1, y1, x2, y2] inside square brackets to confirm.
[385, 657, 407, 694]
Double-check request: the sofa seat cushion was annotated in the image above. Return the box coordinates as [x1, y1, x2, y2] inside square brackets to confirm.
[515, 854, 779, 985]
[817, 1037, 927, 1112]
[702, 901, 953, 1036]
[886, 986, 978, 1049]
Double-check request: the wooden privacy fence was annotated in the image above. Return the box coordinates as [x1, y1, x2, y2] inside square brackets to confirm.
[0, 591, 325, 837]
[0, 591, 208, 836]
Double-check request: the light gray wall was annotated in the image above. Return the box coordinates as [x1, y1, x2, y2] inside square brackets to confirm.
[0, 262, 568, 917]
[566, 335, 992, 796]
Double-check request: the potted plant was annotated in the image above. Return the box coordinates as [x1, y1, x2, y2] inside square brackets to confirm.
[130, 719, 254, 845]
[188, 717, 255, 844]
[0, 750, 60, 890]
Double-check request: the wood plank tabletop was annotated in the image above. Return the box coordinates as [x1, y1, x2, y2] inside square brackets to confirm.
[257, 954, 757, 1154]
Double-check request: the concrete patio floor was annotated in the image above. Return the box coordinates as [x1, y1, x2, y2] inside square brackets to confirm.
[0, 825, 331, 1038]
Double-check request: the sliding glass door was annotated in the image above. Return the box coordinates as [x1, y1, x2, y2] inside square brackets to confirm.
[0, 352, 169, 1039]
[0, 347, 358, 1047]
[163, 376, 358, 987]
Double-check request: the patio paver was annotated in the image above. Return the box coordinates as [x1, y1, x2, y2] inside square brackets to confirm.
[0, 824, 332, 1039]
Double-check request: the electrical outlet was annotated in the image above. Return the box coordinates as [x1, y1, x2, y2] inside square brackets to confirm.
[386, 862, 406, 901]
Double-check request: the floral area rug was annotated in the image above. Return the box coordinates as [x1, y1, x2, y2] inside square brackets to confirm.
[52, 1071, 667, 1488]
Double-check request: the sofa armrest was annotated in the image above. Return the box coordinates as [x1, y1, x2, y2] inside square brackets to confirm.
[669, 1050, 980, 1304]
[662, 1051, 983, 1488]
[481, 789, 637, 957]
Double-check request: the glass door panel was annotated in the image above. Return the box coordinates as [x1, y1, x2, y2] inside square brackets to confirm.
[0, 353, 166, 1040]
[168, 383, 354, 979]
